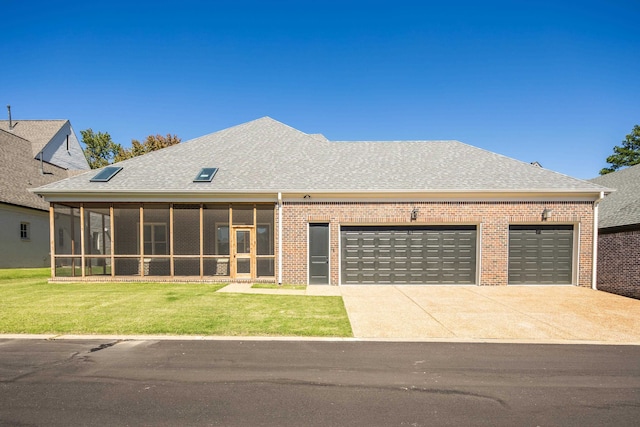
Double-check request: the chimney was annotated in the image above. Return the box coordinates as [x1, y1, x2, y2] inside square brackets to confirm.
[6, 105, 12, 129]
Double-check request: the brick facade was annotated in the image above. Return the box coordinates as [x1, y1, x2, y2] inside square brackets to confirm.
[279, 200, 594, 286]
[597, 228, 640, 299]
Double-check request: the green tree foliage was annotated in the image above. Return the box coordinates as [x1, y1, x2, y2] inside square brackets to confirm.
[81, 130, 181, 168]
[80, 129, 123, 169]
[600, 125, 640, 175]
[115, 134, 181, 162]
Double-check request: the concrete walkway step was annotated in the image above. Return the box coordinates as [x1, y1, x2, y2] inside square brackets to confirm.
[216, 283, 341, 297]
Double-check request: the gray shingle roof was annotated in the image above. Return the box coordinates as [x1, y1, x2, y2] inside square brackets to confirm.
[0, 120, 67, 157]
[589, 164, 640, 229]
[34, 117, 607, 196]
[0, 129, 72, 210]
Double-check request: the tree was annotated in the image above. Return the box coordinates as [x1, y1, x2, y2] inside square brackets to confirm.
[115, 134, 181, 162]
[80, 129, 123, 169]
[600, 125, 640, 175]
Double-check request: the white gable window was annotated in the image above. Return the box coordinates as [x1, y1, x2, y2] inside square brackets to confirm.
[20, 222, 30, 241]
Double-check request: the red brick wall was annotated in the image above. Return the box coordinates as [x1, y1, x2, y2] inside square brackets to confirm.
[597, 229, 640, 299]
[279, 201, 594, 286]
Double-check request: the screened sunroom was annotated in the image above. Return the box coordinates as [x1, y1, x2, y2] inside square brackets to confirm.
[51, 203, 276, 281]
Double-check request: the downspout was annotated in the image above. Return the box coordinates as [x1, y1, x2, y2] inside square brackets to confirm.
[277, 192, 283, 284]
[592, 191, 605, 290]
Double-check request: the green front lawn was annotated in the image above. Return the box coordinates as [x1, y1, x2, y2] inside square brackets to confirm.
[0, 269, 352, 337]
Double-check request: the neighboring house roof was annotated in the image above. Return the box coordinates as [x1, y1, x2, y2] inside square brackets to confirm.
[589, 164, 640, 229]
[0, 120, 65, 155]
[34, 117, 607, 198]
[0, 129, 73, 210]
[0, 119, 90, 171]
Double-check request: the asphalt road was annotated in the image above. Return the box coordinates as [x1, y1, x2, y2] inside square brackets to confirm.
[0, 339, 639, 426]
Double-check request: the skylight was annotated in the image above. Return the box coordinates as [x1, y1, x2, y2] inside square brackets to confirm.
[90, 166, 123, 182]
[193, 167, 218, 182]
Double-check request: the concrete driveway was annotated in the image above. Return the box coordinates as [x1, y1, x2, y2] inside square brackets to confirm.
[219, 283, 640, 344]
[340, 286, 640, 344]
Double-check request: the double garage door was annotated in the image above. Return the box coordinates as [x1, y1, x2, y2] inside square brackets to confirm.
[341, 226, 477, 284]
[339, 225, 574, 285]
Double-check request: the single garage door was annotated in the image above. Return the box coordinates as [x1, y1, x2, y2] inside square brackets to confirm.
[341, 225, 476, 284]
[508, 225, 573, 284]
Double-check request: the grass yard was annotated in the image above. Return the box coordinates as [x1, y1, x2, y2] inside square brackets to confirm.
[0, 269, 352, 337]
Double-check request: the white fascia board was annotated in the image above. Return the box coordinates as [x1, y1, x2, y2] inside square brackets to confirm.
[32, 190, 280, 203]
[279, 189, 611, 202]
[32, 188, 609, 203]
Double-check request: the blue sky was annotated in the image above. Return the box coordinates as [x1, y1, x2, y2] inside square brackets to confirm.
[3, 0, 639, 179]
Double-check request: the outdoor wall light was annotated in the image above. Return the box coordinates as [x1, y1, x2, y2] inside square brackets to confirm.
[410, 208, 419, 221]
[542, 208, 553, 221]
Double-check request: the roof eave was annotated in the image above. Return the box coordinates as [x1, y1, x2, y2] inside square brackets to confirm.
[32, 188, 609, 203]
